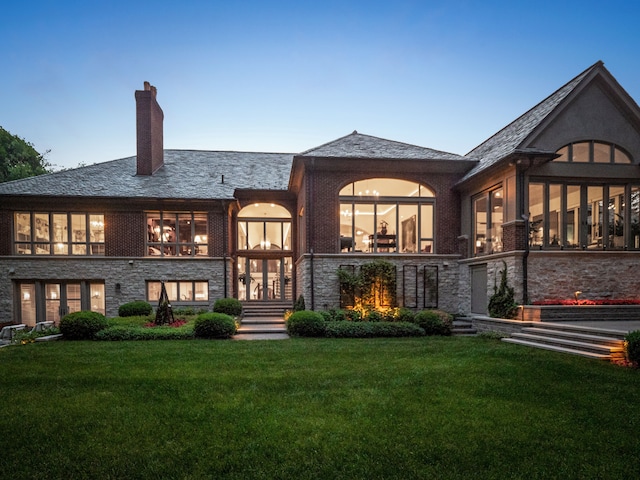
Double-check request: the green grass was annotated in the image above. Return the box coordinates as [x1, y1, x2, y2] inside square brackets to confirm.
[1, 337, 639, 479]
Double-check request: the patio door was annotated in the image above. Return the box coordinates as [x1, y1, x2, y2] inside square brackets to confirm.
[45, 282, 82, 322]
[238, 256, 293, 302]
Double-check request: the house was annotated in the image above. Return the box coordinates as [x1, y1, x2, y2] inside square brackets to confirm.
[1, 61, 640, 326]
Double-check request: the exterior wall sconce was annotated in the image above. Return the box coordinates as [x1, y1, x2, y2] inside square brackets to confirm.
[128, 260, 134, 265]
[115, 283, 121, 293]
[8, 268, 15, 275]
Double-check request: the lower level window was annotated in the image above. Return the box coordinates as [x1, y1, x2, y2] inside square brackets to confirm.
[147, 281, 209, 303]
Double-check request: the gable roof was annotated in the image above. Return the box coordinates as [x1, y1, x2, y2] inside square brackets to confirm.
[458, 61, 605, 184]
[300, 131, 468, 161]
[0, 150, 294, 200]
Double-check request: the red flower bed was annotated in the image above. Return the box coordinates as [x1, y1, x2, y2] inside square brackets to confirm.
[532, 299, 640, 306]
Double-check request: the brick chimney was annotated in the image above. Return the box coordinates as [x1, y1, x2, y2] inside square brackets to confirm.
[135, 81, 164, 175]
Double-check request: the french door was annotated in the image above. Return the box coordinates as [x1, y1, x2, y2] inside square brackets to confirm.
[237, 256, 293, 302]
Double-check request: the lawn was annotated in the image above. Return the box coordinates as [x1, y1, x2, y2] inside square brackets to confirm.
[1, 337, 639, 479]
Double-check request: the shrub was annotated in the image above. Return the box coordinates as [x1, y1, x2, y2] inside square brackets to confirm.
[286, 311, 326, 337]
[324, 321, 424, 338]
[293, 295, 306, 311]
[394, 307, 416, 323]
[413, 309, 453, 336]
[213, 298, 243, 317]
[194, 313, 237, 339]
[365, 310, 384, 322]
[625, 330, 640, 365]
[96, 325, 194, 341]
[488, 261, 518, 319]
[60, 311, 109, 340]
[173, 306, 197, 316]
[118, 301, 153, 317]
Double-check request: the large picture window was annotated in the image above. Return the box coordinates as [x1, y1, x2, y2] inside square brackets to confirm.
[339, 178, 434, 253]
[147, 281, 209, 303]
[146, 212, 208, 257]
[14, 212, 104, 255]
[473, 187, 503, 255]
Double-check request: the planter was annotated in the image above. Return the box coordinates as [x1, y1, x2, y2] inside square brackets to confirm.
[520, 305, 640, 322]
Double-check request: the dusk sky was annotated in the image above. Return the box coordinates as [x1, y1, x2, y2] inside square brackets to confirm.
[2, 0, 640, 170]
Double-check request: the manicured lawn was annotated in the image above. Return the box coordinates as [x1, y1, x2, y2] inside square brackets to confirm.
[1, 337, 639, 479]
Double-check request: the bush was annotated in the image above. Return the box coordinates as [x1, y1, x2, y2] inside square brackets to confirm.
[60, 311, 109, 340]
[96, 325, 194, 341]
[394, 307, 416, 323]
[365, 310, 384, 322]
[324, 321, 424, 338]
[213, 298, 243, 317]
[293, 295, 306, 311]
[488, 261, 518, 319]
[413, 309, 453, 336]
[118, 301, 153, 317]
[625, 330, 640, 365]
[194, 313, 237, 339]
[286, 311, 326, 337]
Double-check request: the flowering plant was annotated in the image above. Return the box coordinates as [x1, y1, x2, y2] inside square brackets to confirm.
[532, 299, 640, 306]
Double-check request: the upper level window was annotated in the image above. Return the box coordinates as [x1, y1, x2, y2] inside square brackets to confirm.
[146, 212, 208, 257]
[339, 178, 435, 253]
[473, 187, 503, 256]
[237, 203, 292, 251]
[14, 212, 104, 255]
[554, 141, 632, 164]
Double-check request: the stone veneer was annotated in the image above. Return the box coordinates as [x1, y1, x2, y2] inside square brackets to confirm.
[296, 253, 462, 313]
[0, 257, 232, 323]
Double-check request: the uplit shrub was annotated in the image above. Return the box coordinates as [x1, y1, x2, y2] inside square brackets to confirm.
[365, 310, 384, 322]
[194, 313, 237, 339]
[118, 301, 153, 317]
[394, 307, 416, 323]
[286, 311, 326, 337]
[625, 330, 640, 365]
[60, 311, 109, 340]
[413, 309, 453, 336]
[213, 298, 243, 317]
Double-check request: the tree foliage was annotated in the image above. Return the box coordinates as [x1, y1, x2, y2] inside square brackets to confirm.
[0, 126, 50, 182]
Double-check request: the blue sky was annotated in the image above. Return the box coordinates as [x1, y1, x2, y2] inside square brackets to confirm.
[2, 0, 640, 169]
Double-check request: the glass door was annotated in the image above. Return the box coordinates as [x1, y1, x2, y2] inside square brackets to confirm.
[237, 256, 293, 302]
[45, 282, 82, 322]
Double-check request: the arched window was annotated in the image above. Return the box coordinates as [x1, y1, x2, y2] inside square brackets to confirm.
[237, 203, 291, 251]
[339, 178, 435, 253]
[554, 141, 632, 164]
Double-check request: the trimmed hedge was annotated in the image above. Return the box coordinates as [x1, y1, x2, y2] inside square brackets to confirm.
[194, 313, 237, 339]
[213, 298, 243, 317]
[96, 326, 194, 341]
[118, 301, 153, 317]
[625, 330, 640, 365]
[286, 311, 326, 337]
[324, 321, 425, 338]
[60, 311, 109, 340]
[413, 310, 453, 336]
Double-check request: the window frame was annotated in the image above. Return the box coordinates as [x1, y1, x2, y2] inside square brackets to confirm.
[146, 280, 209, 303]
[146, 211, 208, 257]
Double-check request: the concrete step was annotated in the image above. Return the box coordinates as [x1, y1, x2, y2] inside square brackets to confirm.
[533, 322, 628, 340]
[502, 338, 612, 360]
[509, 332, 624, 357]
[233, 332, 290, 341]
[452, 320, 477, 336]
[522, 327, 623, 346]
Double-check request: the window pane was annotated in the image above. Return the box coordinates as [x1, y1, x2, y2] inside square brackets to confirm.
[45, 284, 61, 323]
[399, 205, 418, 253]
[565, 185, 581, 248]
[554, 145, 569, 162]
[354, 204, 375, 252]
[179, 282, 193, 301]
[587, 186, 603, 248]
[162, 216, 177, 256]
[52, 214, 68, 255]
[90, 283, 105, 315]
[71, 214, 86, 242]
[632, 187, 640, 249]
[609, 186, 625, 248]
[265, 222, 283, 250]
[420, 204, 434, 253]
[247, 222, 263, 249]
[66, 283, 82, 314]
[529, 183, 544, 247]
[15, 213, 31, 242]
[474, 196, 487, 254]
[89, 215, 104, 243]
[148, 282, 161, 302]
[20, 284, 36, 326]
[194, 214, 208, 256]
[35, 213, 49, 242]
[178, 215, 193, 244]
[282, 223, 292, 250]
[572, 142, 590, 162]
[593, 143, 611, 163]
[375, 204, 397, 252]
[615, 147, 632, 164]
[490, 189, 503, 253]
[340, 203, 354, 251]
[238, 221, 248, 250]
[194, 282, 208, 301]
[548, 185, 561, 247]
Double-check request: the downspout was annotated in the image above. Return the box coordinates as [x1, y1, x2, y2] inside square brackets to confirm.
[309, 158, 315, 310]
[222, 200, 229, 299]
[519, 158, 534, 305]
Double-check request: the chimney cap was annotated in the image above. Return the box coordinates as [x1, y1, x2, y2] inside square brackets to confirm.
[143, 81, 157, 96]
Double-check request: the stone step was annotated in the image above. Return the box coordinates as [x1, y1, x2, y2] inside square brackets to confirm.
[502, 338, 612, 360]
[233, 332, 290, 341]
[241, 317, 287, 325]
[532, 322, 628, 340]
[509, 332, 624, 356]
[522, 327, 623, 346]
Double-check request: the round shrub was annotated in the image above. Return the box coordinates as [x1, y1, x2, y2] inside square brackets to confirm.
[60, 311, 109, 340]
[213, 298, 243, 317]
[394, 307, 416, 323]
[286, 311, 326, 337]
[413, 309, 453, 336]
[194, 313, 237, 339]
[625, 330, 640, 365]
[118, 301, 153, 317]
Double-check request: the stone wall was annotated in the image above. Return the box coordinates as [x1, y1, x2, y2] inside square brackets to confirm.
[0, 257, 231, 323]
[296, 253, 462, 313]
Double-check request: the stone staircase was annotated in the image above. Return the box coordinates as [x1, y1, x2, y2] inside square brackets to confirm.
[452, 316, 477, 336]
[234, 302, 291, 340]
[502, 322, 626, 361]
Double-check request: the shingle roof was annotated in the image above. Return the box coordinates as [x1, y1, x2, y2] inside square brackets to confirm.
[459, 61, 603, 183]
[300, 131, 468, 161]
[0, 150, 294, 199]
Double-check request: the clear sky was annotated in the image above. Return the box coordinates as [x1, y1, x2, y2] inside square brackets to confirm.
[2, 0, 639, 170]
